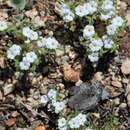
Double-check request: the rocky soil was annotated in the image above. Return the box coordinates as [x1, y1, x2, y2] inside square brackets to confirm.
[0, 0, 130, 130]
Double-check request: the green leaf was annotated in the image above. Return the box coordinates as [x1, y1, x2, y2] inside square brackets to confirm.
[10, 0, 26, 10]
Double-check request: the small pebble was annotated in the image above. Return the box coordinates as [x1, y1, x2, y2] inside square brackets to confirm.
[111, 80, 122, 88]
[119, 103, 127, 109]
[114, 98, 120, 105]
[94, 72, 103, 81]
[3, 84, 15, 95]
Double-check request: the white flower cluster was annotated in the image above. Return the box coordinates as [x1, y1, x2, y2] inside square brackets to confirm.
[19, 51, 37, 70]
[7, 25, 59, 70]
[0, 20, 8, 31]
[75, 0, 97, 17]
[37, 37, 59, 49]
[57, 113, 87, 130]
[83, 16, 124, 63]
[102, 35, 114, 49]
[57, 0, 125, 64]
[58, 118, 67, 130]
[22, 27, 59, 49]
[7, 44, 21, 60]
[83, 25, 95, 38]
[23, 27, 38, 41]
[58, 1, 97, 22]
[58, 3, 74, 22]
[83, 24, 116, 62]
[107, 16, 124, 35]
[68, 113, 87, 129]
[40, 89, 66, 114]
[100, 0, 116, 20]
[83, 25, 100, 62]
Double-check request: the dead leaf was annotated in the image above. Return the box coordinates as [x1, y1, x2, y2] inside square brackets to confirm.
[63, 66, 80, 82]
[4, 118, 16, 127]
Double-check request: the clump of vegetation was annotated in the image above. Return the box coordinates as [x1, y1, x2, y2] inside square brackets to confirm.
[0, 0, 127, 129]
[56, 0, 126, 64]
[0, 20, 59, 71]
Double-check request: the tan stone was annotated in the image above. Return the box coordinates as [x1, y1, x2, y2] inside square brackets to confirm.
[121, 59, 130, 74]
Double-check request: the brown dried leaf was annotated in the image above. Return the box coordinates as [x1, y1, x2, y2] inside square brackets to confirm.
[4, 118, 16, 127]
[63, 67, 80, 82]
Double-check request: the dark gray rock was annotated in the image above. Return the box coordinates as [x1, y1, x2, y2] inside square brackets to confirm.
[68, 81, 109, 111]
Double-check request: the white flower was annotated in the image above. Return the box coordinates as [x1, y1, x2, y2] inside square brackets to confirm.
[0, 20, 8, 31]
[25, 51, 37, 63]
[83, 25, 95, 38]
[111, 16, 124, 27]
[69, 113, 86, 128]
[106, 24, 117, 35]
[100, 13, 110, 21]
[76, 113, 86, 126]
[19, 57, 30, 70]
[47, 89, 57, 100]
[75, 4, 89, 17]
[40, 95, 49, 105]
[102, 35, 114, 49]
[58, 118, 67, 128]
[37, 37, 46, 47]
[7, 44, 21, 59]
[100, 11, 115, 20]
[85, 1, 97, 15]
[60, 3, 71, 16]
[23, 27, 32, 37]
[53, 101, 66, 113]
[58, 3, 75, 22]
[86, 128, 92, 130]
[101, 0, 114, 11]
[89, 38, 103, 52]
[19, 51, 37, 70]
[30, 31, 38, 40]
[68, 117, 80, 128]
[63, 12, 74, 22]
[100, 0, 115, 21]
[23, 27, 38, 40]
[59, 126, 67, 130]
[45, 37, 59, 49]
[68, 113, 86, 129]
[88, 52, 99, 62]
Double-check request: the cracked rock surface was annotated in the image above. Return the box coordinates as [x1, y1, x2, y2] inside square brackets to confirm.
[68, 81, 109, 111]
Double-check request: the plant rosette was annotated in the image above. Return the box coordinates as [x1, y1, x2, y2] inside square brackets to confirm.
[56, 0, 126, 64]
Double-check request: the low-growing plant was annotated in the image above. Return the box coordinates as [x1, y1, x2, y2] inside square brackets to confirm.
[0, 0, 126, 129]
[0, 19, 60, 71]
[40, 88, 92, 130]
[56, 0, 126, 64]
